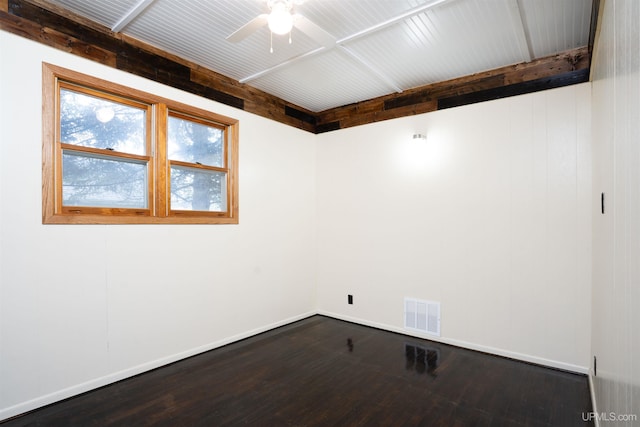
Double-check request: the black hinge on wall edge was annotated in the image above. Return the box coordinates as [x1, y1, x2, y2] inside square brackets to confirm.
[601, 192, 605, 214]
[594, 356, 597, 376]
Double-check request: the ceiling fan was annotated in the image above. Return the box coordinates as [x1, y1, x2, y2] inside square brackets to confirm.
[226, 0, 335, 52]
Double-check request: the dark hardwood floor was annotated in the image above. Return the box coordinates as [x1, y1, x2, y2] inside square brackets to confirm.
[2, 316, 593, 426]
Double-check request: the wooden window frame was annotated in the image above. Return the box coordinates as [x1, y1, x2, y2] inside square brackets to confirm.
[42, 63, 239, 224]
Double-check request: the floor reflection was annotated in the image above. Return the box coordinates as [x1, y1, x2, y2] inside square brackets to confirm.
[405, 343, 439, 378]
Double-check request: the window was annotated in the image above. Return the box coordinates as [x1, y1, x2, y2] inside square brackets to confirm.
[42, 63, 239, 224]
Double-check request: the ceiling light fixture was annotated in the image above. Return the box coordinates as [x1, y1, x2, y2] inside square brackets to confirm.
[268, 1, 294, 35]
[265, 0, 295, 53]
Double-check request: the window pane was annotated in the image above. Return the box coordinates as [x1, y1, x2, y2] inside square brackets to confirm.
[62, 152, 148, 208]
[170, 166, 227, 212]
[60, 88, 146, 155]
[168, 116, 224, 167]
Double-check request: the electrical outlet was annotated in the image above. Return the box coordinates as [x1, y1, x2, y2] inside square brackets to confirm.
[348, 294, 353, 304]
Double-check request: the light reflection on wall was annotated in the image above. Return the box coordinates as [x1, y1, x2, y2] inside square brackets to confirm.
[394, 129, 449, 176]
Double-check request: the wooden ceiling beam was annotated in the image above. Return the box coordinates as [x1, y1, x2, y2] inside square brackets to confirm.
[1, 0, 317, 132]
[315, 46, 590, 133]
[1, 0, 594, 135]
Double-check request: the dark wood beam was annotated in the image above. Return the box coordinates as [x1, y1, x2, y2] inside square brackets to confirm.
[1, 0, 595, 134]
[589, 0, 601, 56]
[1, 0, 317, 132]
[315, 46, 590, 133]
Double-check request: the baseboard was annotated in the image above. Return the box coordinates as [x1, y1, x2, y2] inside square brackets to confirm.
[0, 311, 316, 422]
[317, 310, 589, 375]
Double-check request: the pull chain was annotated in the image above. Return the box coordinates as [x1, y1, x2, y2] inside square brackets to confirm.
[270, 29, 293, 53]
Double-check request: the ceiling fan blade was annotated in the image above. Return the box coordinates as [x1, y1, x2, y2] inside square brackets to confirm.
[226, 14, 269, 43]
[293, 14, 336, 48]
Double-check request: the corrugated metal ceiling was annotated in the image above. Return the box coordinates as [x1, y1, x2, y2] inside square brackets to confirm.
[44, 0, 593, 112]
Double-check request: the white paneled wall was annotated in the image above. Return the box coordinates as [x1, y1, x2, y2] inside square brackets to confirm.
[316, 84, 592, 372]
[591, 0, 640, 421]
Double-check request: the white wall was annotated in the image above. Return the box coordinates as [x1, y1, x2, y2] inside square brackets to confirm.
[316, 84, 592, 372]
[591, 0, 640, 421]
[0, 31, 317, 420]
